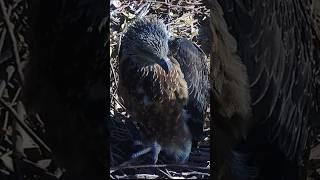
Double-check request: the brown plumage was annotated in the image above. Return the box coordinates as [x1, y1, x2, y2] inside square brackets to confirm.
[210, 0, 320, 179]
[118, 18, 208, 163]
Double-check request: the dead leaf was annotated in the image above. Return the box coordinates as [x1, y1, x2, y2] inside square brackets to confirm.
[112, 0, 122, 8]
[0, 151, 14, 172]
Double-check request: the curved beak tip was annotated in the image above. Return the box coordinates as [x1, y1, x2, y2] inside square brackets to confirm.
[159, 58, 172, 74]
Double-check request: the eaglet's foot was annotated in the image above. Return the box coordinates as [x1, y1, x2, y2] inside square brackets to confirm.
[131, 141, 162, 164]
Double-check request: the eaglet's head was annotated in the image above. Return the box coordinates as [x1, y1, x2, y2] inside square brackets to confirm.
[121, 18, 172, 73]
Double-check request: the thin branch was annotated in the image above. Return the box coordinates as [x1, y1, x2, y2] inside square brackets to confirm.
[182, 171, 210, 176]
[110, 163, 210, 172]
[157, 168, 174, 178]
[11, 87, 21, 104]
[111, 92, 126, 110]
[19, 158, 58, 180]
[12, 102, 23, 180]
[0, 98, 52, 155]
[145, 0, 196, 9]
[0, 28, 6, 54]
[0, 0, 24, 83]
[2, 111, 8, 130]
[110, 60, 117, 84]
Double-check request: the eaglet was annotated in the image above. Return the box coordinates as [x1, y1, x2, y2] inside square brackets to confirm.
[118, 18, 209, 164]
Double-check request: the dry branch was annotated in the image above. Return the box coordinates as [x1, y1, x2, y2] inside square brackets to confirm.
[0, 0, 24, 83]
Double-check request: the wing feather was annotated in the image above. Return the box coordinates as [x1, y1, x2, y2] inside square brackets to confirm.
[217, 0, 318, 161]
[169, 38, 209, 142]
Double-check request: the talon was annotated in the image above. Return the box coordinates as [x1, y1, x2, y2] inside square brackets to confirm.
[131, 147, 152, 159]
[151, 142, 162, 164]
[133, 140, 144, 146]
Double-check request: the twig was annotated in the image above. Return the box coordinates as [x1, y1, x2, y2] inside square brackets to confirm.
[111, 4, 129, 14]
[0, 98, 52, 155]
[114, 157, 140, 169]
[3, 111, 8, 130]
[11, 87, 21, 104]
[12, 101, 23, 180]
[110, 60, 117, 84]
[182, 171, 210, 176]
[184, 0, 203, 5]
[115, 174, 159, 179]
[110, 163, 210, 172]
[34, 113, 45, 128]
[0, 28, 6, 54]
[145, 0, 196, 10]
[135, 3, 151, 18]
[0, 66, 15, 98]
[157, 168, 174, 178]
[111, 92, 126, 110]
[19, 158, 58, 180]
[0, 80, 7, 98]
[0, 0, 24, 83]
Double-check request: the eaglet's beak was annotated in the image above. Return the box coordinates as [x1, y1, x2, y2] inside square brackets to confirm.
[158, 57, 172, 74]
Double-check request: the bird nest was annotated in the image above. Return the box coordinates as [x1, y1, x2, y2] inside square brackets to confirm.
[110, 0, 211, 179]
[1, 0, 320, 179]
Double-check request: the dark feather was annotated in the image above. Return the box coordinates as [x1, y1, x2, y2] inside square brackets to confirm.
[169, 38, 209, 144]
[211, 0, 320, 179]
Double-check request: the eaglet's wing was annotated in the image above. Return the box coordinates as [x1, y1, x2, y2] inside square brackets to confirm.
[169, 38, 209, 143]
[217, 0, 319, 161]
